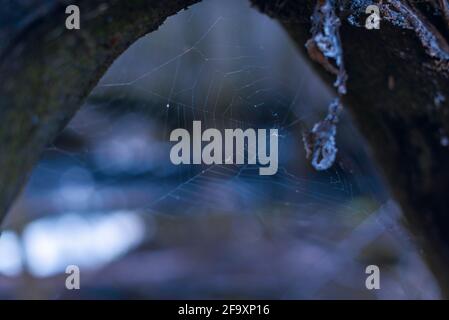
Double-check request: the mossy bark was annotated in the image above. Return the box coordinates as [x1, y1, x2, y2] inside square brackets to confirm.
[0, 0, 200, 219]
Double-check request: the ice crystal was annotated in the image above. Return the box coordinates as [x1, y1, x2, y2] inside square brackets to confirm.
[303, 99, 341, 171]
[304, 0, 347, 170]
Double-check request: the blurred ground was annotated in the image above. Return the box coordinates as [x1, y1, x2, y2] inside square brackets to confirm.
[0, 0, 441, 299]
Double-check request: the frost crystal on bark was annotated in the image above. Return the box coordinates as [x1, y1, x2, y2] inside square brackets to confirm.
[383, 0, 449, 72]
[302, 0, 449, 171]
[304, 0, 346, 171]
[345, 0, 449, 72]
[303, 99, 341, 171]
[306, 0, 347, 95]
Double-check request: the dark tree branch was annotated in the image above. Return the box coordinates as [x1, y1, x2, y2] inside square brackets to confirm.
[0, 0, 199, 220]
[250, 0, 449, 295]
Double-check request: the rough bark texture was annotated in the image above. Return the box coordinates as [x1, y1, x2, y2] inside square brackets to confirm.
[250, 0, 449, 295]
[0, 0, 199, 220]
[2, 0, 449, 296]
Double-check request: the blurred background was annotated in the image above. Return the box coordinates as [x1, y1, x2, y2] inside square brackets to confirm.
[0, 0, 441, 299]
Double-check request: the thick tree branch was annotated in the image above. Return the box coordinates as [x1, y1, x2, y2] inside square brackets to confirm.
[250, 0, 449, 296]
[0, 0, 199, 220]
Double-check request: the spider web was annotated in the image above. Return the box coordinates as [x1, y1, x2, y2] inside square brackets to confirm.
[64, 4, 358, 219]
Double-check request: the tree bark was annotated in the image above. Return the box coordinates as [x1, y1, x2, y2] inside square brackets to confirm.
[0, 0, 199, 220]
[250, 0, 449, 296]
